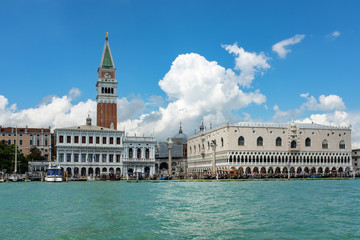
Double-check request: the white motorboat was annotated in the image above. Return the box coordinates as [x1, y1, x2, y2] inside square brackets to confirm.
[45, 163, 63, 182]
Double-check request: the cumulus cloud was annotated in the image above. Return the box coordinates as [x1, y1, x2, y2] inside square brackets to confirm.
[0, 95, 8, 110]
[146, 95, 164, 107]
[119, 49, 267, 139]
[272, 34, 306, 58]
[299, 111, 360, 148]
[273, 93, 346, 123]
[117, 97, 146, 122]
[301, 93, 345, 111]
[273, 93, 360, 148]
[222, 43, 270, 87]
[0, 90, 96, 129]
[68, 87, 81, 100]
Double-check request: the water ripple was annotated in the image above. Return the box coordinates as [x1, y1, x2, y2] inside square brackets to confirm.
[0, 180, 360, 239]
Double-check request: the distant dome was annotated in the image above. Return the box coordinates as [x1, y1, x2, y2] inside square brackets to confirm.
[174, 125, 187, 144]
[174, 132, 187, 144]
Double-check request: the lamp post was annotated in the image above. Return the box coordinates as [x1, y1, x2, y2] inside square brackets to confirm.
[167, 138, 173, 176]
[210, 140, 217, 179]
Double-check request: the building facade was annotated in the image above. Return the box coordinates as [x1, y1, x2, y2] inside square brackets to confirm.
[55, 117, 156, 177]
[187, 121, 352, 176]
[0, 126, 52, 160]
[54, 33, 156, 178]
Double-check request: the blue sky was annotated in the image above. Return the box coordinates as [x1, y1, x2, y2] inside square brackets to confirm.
[1, 0, 360, 145]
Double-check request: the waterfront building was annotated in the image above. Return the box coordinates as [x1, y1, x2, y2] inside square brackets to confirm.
[55, 116, 156, 177]
[0, 126, 52, 160]
[187, 120, 352, 176]
[155, 125, 188, 176]
[54, 33, 156, 178]
[352, 149, 360, 171]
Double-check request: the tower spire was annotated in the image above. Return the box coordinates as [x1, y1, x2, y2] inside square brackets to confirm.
[96, 33, 118, 130]
[100, 32, 115, 68]
[179, 121, 183, 134]
[200, 117, 205, 132]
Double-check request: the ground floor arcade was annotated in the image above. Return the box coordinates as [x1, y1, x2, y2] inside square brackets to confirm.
[58, 163, 155, 178]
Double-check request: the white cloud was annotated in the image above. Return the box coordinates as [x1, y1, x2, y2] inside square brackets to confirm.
[0, 89, 96, 129]
[299, 111, 360, 148]
[273, 93, 360, 148]
[327, 31, 341, 39]
[222, 43, 270, 87]
[272, 34, 306, 58]
[273, 93, 346, 122]
[68, 87, 81, 100]
[117, 97, 145, 122]
[301, 93, 345, 111]
[0, 95, 8, 110]
[332, 31, 341, 37]
[119, 50, 267, 139]
[146, 95, 164, 107]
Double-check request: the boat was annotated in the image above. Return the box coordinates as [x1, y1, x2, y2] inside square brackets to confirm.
[0, 170, 5, 182]
[160, 176, 172, 180]
[45, 163, 63, 182]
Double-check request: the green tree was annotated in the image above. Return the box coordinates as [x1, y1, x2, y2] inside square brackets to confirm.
[26, 147, 45, 162]
[0, 142, 28, 173]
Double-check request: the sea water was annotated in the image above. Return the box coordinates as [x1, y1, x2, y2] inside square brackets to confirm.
[0, 180, 359, 240]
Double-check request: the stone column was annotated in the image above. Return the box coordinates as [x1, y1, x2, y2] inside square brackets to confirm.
[211, 140, 217, 175]
[167, 138, 173, 176]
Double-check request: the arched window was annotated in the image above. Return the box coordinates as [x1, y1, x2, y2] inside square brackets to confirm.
[137, 148, 141, 158]
[291, 140, 296, 148]
[198, 144, 200, 152]
[305, 137, 311, 147]
[257, 137, 263, 146]
[102, 87, 104, 93]
[276, 137, 282, 147]
[111, 88, 114, 94]
[129, 148, 133, 158]
[145, 148, 150, 158]
[221, 137, 224, 147]
[322, 140, 328, 149]
[189, 146, 192, 153]
[238, 136, 244, 146]
[105, 88, 108, 94]
[339, 140, 345, 149]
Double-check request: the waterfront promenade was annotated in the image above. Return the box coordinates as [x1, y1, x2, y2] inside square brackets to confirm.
[1, 179, 359, 240]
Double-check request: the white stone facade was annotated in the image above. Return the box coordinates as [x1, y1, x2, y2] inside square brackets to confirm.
[55, 124, 156, 177]
[187, 122, 352, 176]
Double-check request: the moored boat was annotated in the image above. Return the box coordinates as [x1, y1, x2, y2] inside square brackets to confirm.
[45, 163, 63, 182]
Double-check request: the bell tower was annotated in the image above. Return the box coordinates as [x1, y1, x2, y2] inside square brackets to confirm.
[96, 32, 117, 130]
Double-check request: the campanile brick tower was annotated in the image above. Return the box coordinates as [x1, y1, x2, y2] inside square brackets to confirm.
[96, 33, 117, 130]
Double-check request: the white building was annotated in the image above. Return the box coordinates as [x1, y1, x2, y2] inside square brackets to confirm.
[187, 121, 352, 176]
[55, 116, 156, 177]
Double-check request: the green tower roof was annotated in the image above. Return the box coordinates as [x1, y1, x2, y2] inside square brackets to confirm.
[101, 44, 113, 67]
[100, 34, 115, 68]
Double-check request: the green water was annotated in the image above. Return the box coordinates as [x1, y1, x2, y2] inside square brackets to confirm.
[1, 180, 359, 240]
